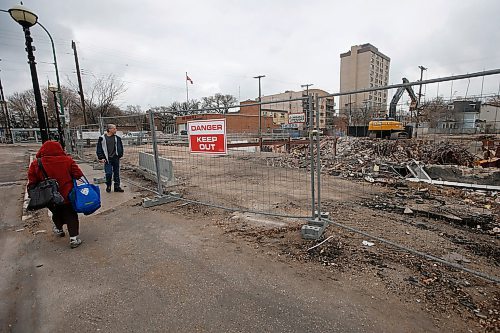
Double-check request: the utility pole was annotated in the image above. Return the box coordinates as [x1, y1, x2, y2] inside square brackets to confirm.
[0, 73, 13, 143]
[72, 40, 87, 125]
[416, 65, 427, 138]
[254, 75, 265, 150]
[301, 84, 313, 129]
[301, 83, 313, 95]
[417, 65, 427, 106]
[348, 94, 352, 126]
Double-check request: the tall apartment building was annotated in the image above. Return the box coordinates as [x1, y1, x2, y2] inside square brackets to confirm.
[339, 43, 390, 124]
[259, 89, 335, 130]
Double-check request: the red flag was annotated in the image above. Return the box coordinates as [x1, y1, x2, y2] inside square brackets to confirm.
[186, 75, 193, 84]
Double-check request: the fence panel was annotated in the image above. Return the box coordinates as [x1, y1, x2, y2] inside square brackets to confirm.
[151, 99, 314, 218]
[317, 72, 500, 283]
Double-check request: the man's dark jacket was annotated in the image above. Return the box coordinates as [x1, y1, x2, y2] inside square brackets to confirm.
[96, 134, 124, 161]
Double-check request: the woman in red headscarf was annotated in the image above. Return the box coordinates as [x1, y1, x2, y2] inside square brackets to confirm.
[28, 141, 84, 248]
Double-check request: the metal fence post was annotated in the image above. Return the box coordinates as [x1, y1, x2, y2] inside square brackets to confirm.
[99, 116, 104, 134]
[308, 95, 315, 219]
[148, 110, 163, 195]
[315, 94, 321, 220]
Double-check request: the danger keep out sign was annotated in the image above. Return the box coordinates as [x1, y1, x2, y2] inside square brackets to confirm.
[188, 119, 227, 155]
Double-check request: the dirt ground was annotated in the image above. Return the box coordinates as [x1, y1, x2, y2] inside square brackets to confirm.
[80, 141, 500, 332]
[123, 156, 500, 332]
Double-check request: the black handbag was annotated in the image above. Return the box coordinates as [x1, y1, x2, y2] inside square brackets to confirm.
[27, 158, 64, 210]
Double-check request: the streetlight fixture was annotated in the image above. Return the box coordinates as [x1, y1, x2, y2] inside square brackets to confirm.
[8, 4, 49, 142]
[48, 84, 64, 148]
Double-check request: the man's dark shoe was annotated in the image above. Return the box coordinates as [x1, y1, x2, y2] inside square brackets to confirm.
[114, 187, 124, 192]
[106, 185, 111, 193]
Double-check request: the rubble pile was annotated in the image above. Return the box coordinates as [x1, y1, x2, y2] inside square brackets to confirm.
[266, 137, 479, 178]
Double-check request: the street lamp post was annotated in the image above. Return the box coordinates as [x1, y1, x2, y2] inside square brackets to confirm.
[42, 102, 49, 133]
[49, 84, 64, 148]
[38, 22, 65, 128]
[8, 4, 48, 142]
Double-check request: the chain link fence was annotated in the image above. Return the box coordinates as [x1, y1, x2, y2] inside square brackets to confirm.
[316, 70, 500, 283]
[69, 69, 500, 283]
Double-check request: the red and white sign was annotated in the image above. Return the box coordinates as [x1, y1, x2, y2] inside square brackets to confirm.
[188, 119, 227, 155]
[288, 113, 306, 124]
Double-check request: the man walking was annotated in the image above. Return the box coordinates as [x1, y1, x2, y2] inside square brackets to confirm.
[96, 124, 124, 193]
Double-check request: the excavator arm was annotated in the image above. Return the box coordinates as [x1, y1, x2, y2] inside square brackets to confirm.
[388, 78, 419, 118]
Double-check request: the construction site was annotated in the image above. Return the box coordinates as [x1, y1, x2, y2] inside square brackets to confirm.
[61, 70, 499, 332]
[3, 0, 500, 330]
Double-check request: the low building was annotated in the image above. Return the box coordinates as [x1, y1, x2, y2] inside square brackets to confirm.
[479, 103, 500, 133]
[435, 100, 481, 134]
[239, 100, 288, 126]
[175, 112, 276, 134]
[257, 89, 335, 131]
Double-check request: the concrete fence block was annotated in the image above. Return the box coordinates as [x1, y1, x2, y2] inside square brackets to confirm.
[138, 152, 176, 186]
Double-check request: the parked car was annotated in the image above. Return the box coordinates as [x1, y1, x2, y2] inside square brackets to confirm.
[123, 131, 149, 139]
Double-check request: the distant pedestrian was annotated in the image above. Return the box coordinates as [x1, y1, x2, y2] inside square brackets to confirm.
[27, 141, 84, 248]
[96, 124, 124, 193]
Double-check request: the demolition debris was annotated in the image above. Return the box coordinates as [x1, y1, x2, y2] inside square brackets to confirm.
[266, 137, 499, 186]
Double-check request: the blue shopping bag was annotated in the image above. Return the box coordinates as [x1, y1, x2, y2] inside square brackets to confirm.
[69, 176, 101, 215]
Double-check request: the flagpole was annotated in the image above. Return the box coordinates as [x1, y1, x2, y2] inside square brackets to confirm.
[185, 72, 189, 107]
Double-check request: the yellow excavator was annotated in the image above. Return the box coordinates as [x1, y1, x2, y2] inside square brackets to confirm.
[368, 78, 418, 139]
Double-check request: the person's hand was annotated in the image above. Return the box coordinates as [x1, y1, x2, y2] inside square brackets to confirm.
[99, 159, 106, 163]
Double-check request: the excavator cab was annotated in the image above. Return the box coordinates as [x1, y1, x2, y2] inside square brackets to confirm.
[368, 78, 418, 139]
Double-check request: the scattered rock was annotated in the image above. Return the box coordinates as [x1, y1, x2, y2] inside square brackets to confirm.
[404, 207, 414, 214]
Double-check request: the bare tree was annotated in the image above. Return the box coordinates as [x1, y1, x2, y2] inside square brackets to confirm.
[169, 99, 200, 114]
[150, 106, 176, 133]
[201, 93, 237, 114]
[350, 105, 371, 126]
[123, 105, 147, 130]
[420, 97, 450, 128]
[125, 105, 142, 115]
[7, 89, 36, 128]
[69, 74, 126, 124]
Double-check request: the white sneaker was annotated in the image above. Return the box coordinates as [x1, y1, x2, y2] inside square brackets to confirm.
[70, 237, 82, 248]
[52, 225, 65, 237]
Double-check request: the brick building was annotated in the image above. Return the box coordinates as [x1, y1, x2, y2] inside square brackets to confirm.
[175, 112, 276, 134]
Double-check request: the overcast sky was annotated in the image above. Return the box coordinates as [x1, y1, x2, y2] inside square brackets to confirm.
[1, 0, 500, 110]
